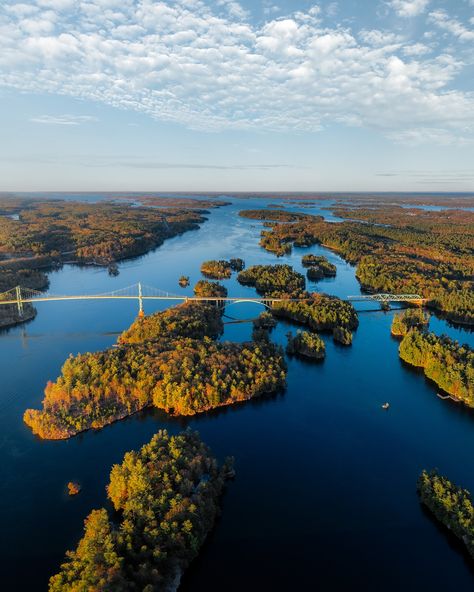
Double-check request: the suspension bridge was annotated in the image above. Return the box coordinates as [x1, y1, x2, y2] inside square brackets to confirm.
[0, 283, 426, 318]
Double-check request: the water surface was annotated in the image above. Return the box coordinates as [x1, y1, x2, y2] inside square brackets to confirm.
[0, 195, 473, 591]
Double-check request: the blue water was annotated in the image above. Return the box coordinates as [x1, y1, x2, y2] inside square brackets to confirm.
[0, 195, 473, 591]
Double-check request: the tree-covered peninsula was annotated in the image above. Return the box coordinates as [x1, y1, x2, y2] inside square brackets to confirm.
[49, 429, 233, 591]
[418, 470, 474, 558]
[399, 331, 473, 403]
[0, 198, 212, 328]
[24, 298, 286, 439]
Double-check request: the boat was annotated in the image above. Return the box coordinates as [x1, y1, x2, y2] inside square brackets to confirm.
[381, 402, 390, 410]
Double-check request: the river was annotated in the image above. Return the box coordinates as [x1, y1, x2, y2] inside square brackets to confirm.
[0, 194, 473, 591]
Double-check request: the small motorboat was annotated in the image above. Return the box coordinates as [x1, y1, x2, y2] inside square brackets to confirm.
[381, 402, 390, 410]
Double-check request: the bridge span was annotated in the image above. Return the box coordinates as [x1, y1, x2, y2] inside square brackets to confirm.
[0, 283, 426, 318]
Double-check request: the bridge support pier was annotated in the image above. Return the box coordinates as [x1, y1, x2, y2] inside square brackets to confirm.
[16, 286, 24, 318]
[138, 282, 144, 318]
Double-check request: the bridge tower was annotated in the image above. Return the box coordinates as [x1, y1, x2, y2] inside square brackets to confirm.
[138, 282, 144, 318]
[15, 286, 24, 318]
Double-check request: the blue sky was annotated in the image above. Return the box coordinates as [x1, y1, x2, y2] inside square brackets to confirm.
[0, 0, 473, 192]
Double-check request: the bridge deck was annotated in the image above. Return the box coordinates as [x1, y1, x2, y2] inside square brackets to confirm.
[0, 284, 427, 308]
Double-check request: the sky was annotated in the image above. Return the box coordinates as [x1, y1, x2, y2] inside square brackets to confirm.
[0, 0, 473, 192]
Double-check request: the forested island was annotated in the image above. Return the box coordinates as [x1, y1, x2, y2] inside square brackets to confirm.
[238, 264, 305, 296]
[200, 260, 232, 279]
[272, 294, 358, 333]
[24, 295, 286, 439]
[333, 326, 353, 345]
[193, 279, 228, 299]
[199, 259, 245, 279]
[286, 330, 326, 360]
[399, 331, 473, 403]
[418, 470, 474, 558]
[301, 254, 337, 277]
[391, 309, 429, 337]
[49, 429, 233, 591]
[240, 206, 474, 325]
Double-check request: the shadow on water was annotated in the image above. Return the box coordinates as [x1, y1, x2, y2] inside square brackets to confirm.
[399, 358, 474, 421]
[420, 504, 474, 579]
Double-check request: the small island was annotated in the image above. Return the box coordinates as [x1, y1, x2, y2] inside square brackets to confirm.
[418, 469, 474, 558]
[229, 257, 245, 271]
[238, 264, 306, 295]
[272, 293, 358, 333]
[286, 330, 326, 360]
[253, 311, 277, 331]
[252, 311, 278, 342]
[200, 259, 232, 279]
[178, 275, 190, 287]
[302, 254, 337, 278]
[333, 326, 353, 345]
[399, 330, 473, 404]
[193, 279, 228, 299]
[391, 308, 429, 337]
[49, 429, 233, 591]
[67, 482, 81, 496]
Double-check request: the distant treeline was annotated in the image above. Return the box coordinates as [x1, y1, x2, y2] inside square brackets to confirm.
[240, 206, 474, 324]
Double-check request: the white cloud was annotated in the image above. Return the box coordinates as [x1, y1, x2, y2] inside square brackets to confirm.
[263, 1, 280, 16]
[217, 0, 248, 20]
[402, 42, 431, 56]
[429, 9, 474, 41]
[389, 0, 430, 18]
[30, 114, 98, 125]
[0, 0, 472, 144]
[388, 127, 474, 146]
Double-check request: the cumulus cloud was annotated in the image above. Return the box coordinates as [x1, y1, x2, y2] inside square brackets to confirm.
[0, 0, 473, 144]
[389, 0, 430, 18]
[216, 0, 248, 20]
